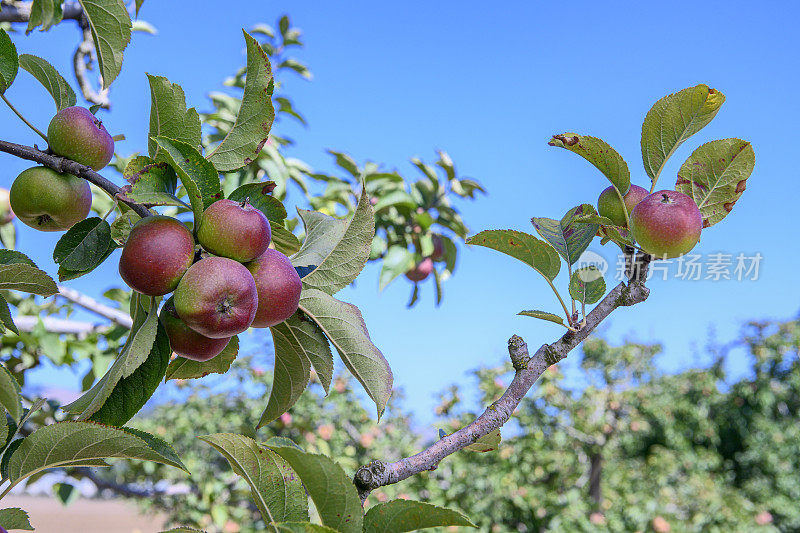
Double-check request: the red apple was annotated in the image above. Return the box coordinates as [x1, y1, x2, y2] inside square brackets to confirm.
[597, 185, 649, 227]
[9, 166, 91, 231]
[197, 199, 271, 262]
[159, 296, 230, 361]
[173, 256, 258, 338]
[630, 190, 702, 258]
[47, 106, 114, 170]
[405, 257, 434, 282]
[431, 234, 445, 261]
[245, 248, 302, 327]
[119, 216, 195, 296]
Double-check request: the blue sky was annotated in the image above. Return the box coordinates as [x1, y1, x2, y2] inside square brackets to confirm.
[2, 2, 798, 425]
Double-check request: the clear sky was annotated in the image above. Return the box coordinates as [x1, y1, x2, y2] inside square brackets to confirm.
[2, 1, 798, 425]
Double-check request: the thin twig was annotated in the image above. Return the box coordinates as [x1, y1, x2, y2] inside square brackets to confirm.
[1, 94, 49, 142]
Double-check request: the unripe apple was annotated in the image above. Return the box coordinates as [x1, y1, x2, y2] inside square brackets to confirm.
[173, 256, 258, 338]
[245, 248, 302, 327]
[0, 187, 14, 224]
[630, 190, 702, 258]
[405, 257, 434, 282]
[197, 199, 271, 262]
[9, 166, 91, 231]
[119, 216, 195, 296]
[597, 185, 649, 227]
[47, 106, 114, 170]
[159, 296, 230, 361]
[431, 234, 445, 262]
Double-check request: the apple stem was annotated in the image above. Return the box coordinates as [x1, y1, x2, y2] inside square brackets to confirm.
[240, 197, 250, 208]
[1, 94, 49, 143]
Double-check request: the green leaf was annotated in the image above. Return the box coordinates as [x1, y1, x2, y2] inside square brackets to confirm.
[463, 429, 501, 453]
[53, 217, 113, 272]
[154, 137, 223, 224]
[378, 246, 415, 291]
[467, 230, 560, 281]
[0, 29, 18, 94]
[271, 523, 338, 533]
[0, 294, 18, 335]
[53, 482, 79, 506]
[0, 263, 57, 296]
[165, 336, 239, 380]
[675, 138, 755, 228]
[548, 133, 630, 195]
[134, 0, 145, 17]
[228, 182, 286, 221]
[118, 426, 186, 471]
[0, 223, 15, 250]
[0, 363, 21, 423]
[18, 54, 76, 110]
[0, 250, 34, 266]
[268, 446, 363, 533]
[6, 421, 187, 484]
[198, 434, 308, 524]
[568, 266, 606, 306]
[124, 155, 185, 208]
[373, 190, 416, 213]
[299, 289, 392, 419]
[207, 30, 275, 172]
[258, 315, 332, 427]
[57, 241, 116, 281]
[26, 0, 63, 33]
[147, 75, 202, 161]
[518, 310, 566, 327]
[77, 0, 131, 88]
[110, 211, 141, 245]
[363, 500, 476, 532]
[271, 224, 302, 257]
[0, 507, 33, 530]
[532, 204, 599, 265]
[598, 225, 635, 249]
[641, 84, 725, 187]
[292, 187, 374, 295]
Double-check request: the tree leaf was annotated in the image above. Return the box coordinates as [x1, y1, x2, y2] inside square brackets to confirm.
[165, 336, 239, 380]
[271, 224, 302, 257]
[228, 182, 286, 222]
[268, 445, 363, 533]
[26, 0, 63, 33]
[124, 155, 185, 207]
[77, 0, 132, 88]
[207, 30, 275, 172]
[378, 246, 415, 291]
[373, 190, 416, 213]
[0, 29, 18, 94]
[518, 310, 566, 327]
[0, 294, 18, 335]
[463, 429, 501, 453]
[292, 188, 375, 295]
[53, 217, 113, 272]
[147, 75, 201, 161]
[675, 138, 755, 228]
[363, 500, 476, 532]
[0, 363, 21, 423]
[299, 289, 392, 419]
[532, 204, 598, 265]
[0, 507, 33, 530]
[110, 211, 141, 245]
[0, 250, 35, 266]
[641, 84, 725, 187]
[548, 133, 630, 195]
[53, 482, 79, 506]
[271, 523, 338, 533]
[18, 54, 76, 110]
[6, 421, 187, 484]
[568, 266, 606, 306]
[467, 230, 560, 281]
[198, 434, 308, 524]
[0, 263, 58, 296]
[57, 241, 116, 281]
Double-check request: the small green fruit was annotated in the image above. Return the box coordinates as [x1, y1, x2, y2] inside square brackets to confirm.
[9, 166, 91, 231]
[160, 297, 230, 361]
[630, 190, 702, 258]
[47, 106, 115, 170]
[597, 185, 649, 227]
[197, 199, 271, 262]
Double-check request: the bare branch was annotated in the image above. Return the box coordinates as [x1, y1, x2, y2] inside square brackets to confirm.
[57, 285, 132, 328]
[13, 315, 102, 335]
[0, 1, 83, 23]
[73, 23, 111, 109]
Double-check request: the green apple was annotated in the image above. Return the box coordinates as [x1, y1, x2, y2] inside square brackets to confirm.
[9, 166, 91, 231]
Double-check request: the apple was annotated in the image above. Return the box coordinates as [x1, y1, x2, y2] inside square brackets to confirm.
[173, 256, 258, 338]
[0, 187, 14, 224]
[431, 234, 445, 261]
[119, 216, 195, 296]
[405, 257, 434, 282]
[197, 199, 271, 262]
[160, 296, 230, 361]
[9, 166, 91, 231]
[597, 184, 649, 227]
[630, 190, 702, 258]
[245, 248, 302, 327]
[47, 106, 114, 170]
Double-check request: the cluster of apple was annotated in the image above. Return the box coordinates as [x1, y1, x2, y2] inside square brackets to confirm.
[597, 185, 702, 258]
[404, 233, 445, 282]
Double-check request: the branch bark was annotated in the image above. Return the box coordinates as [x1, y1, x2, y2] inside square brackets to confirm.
[57, 285, 133, 328]
[0, 1, 83, 23]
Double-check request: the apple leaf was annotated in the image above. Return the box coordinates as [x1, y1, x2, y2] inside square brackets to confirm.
[378, 246, 416, 291]
[0, 250, 36, 267]
[147, 75, 202, 161]
[207, 30, 275, 172]
[53, 482, 79, 506]
[110, 211, 141, 246]
[0, 295, 18, 335]
[675, 138, 755, 228]
[271, 523, 339, 533]
[267, 445, 363, 533]
[77, 0, 132, 89]
[57, 240, 116, 281]
[26, 0, 63, 33]
[228, 182, 286, 222]
[641, 84, 725, 188]
[0, 507, 33, 531]
[271, 224, 302, 257]
[53, 218, 113, 272]
[18, 54, 76, 110]
[0, 29, 18, 94]
[548, 133, 630, 196]
[598, 225, 635, 250]
[299, 289, 392, 419]
[165, 336, 239, 381]
[467, 229, 561, 281]
[568, 266, 606, 306]
[532, 204, 599, 265]
[198, 434, 308, 524]
[292, 187, 375, 295]
[463, 429, 501, 453]
[0, 263, 58, 296]
[0, 362, 21, 423]
[363, 500, 477, 532]
[124, 155, 187, 208]
[518, 310, 566, 326]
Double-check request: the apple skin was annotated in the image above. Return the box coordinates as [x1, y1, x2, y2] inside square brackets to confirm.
[173, 256, 258, 338]
[119, 216, 195, 296]
[47, 106, 114, 170]
[431, 234, 445, 262]
[197, 199, 271, 262]
[245, 248, 302, 327]
[405, 257, 434, 282]
[0, 187, 14, 224]
[160, 296, 230, 361]
[597, 185, 649, 227]
[630, 190, 702, 259]
[9, 166, 91, 231]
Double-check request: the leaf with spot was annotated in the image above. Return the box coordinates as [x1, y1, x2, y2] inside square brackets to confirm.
[53, 218, 113, 272]
[26, 0, 63, 33]
[124, 155, 186, 208]
[518, 310, 566, 327]
[641, 84, 725, 188]
[207, 30, 275, 172]
[165, 336, 239, 381]
[467, 230, 560, 281]
[18, 54, 76, 110]
[0, 263, 57, 296]
[228, 182, 286, 222]
[147, 75, 201, 161]
[77, 0, 132, 88]
[0, 29, 18, 94]
[675, 138, 755, 228]
[363, 500, 476, 532]
[548, 133, 630, 195]
[532, 204, 599, 265]
[569, 266, 606, 306]
[0, 507, 33, 531]
[110, 211, 141, 246]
